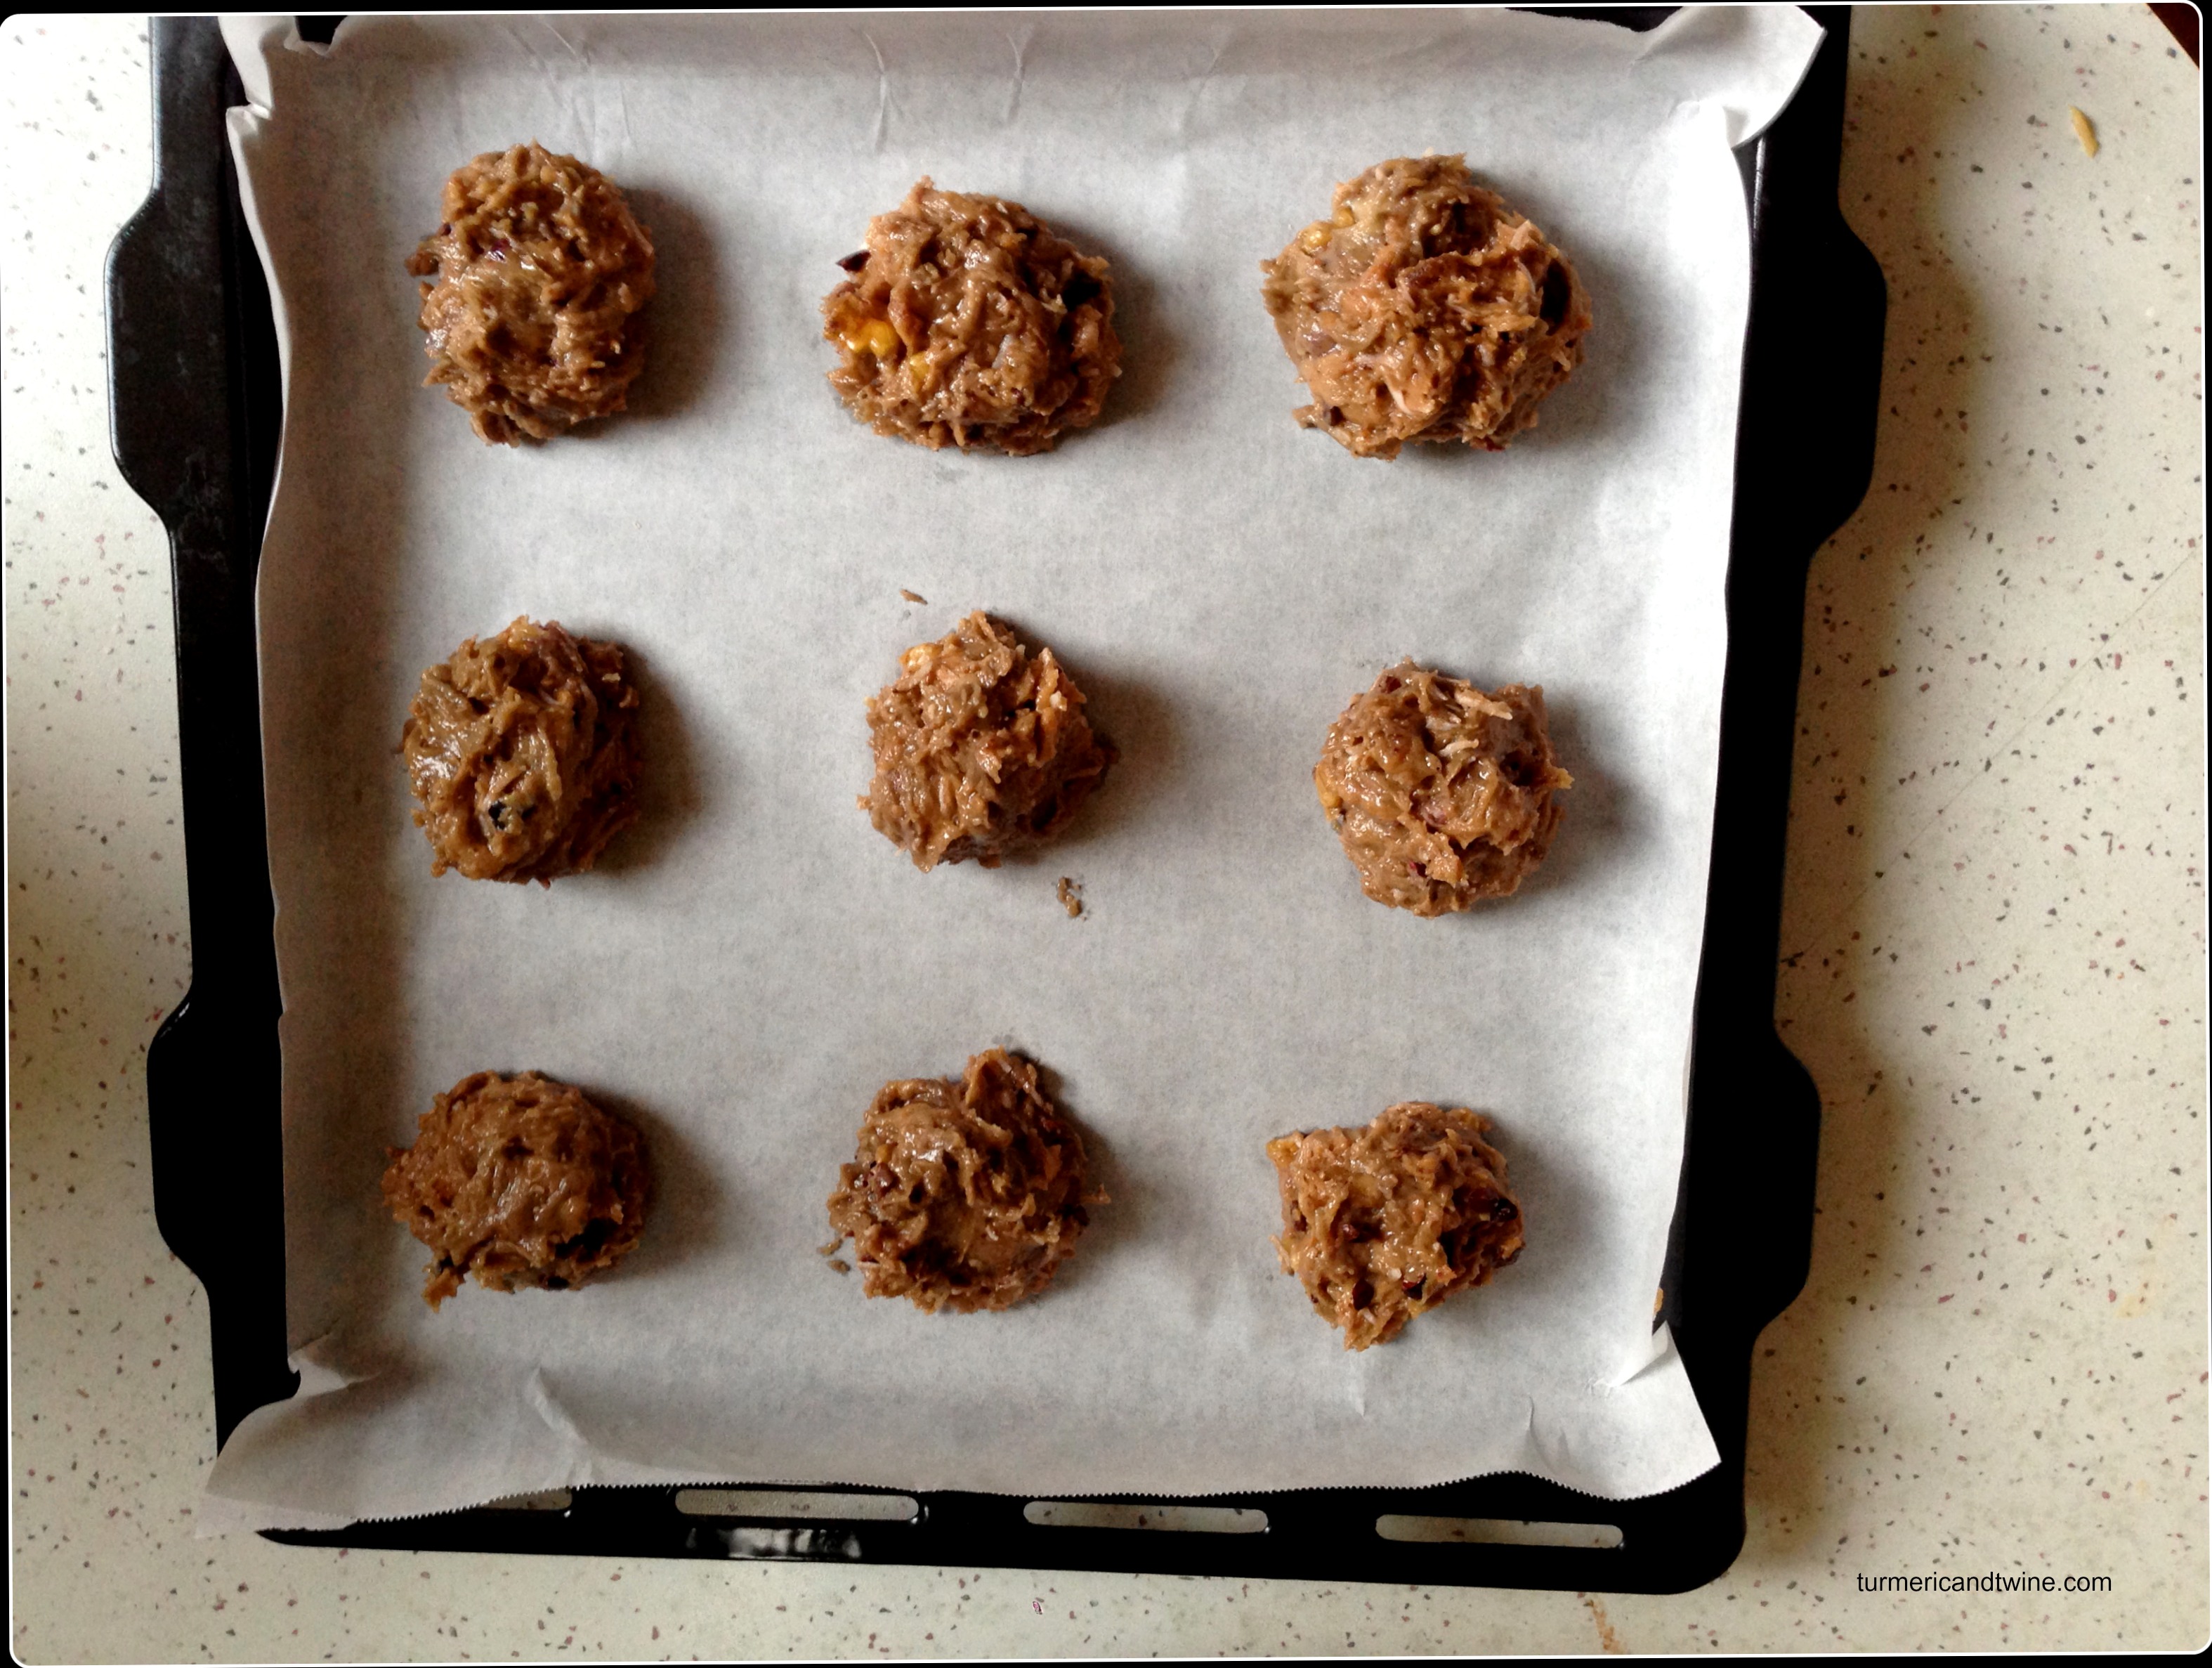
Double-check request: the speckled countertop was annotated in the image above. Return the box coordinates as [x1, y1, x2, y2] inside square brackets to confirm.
[7, 6, 2204, 1659]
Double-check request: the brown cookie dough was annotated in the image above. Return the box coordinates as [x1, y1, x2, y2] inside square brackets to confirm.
[1314, 660, 1571, 916]
[402, 616, 642, 885]
[826, 1048, 1097, 1313]
[821, 178, 1120, 455]
[406, 141, 655, 445]
[383, 1071, 650, 1309]
[1259, 155, 1591, 460]
[861, 611, 1114, 871]
[1267, 1102, 1524, 1351]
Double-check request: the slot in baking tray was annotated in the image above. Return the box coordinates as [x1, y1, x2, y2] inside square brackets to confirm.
[108, 6, 1882, 1593]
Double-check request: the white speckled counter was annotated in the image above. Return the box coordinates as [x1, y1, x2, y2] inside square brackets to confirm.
[7, 8, 2204, 1658]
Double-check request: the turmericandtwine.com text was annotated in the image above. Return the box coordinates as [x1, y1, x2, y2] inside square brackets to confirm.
[1855, 1572, 2112, 1594]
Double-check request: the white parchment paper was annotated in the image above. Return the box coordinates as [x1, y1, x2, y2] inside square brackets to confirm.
[205, 7, 1821, 1532]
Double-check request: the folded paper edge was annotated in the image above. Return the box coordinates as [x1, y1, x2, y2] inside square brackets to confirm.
[1637, 3, 1826, 148]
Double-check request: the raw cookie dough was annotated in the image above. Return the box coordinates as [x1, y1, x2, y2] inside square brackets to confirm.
[1267, 1102, 1524, 1350]
[1314, 660, 1571, 916]
[861, 611, 1115, 871]
[1259, 154, 1591, 460]
[826, 1048, 1097, 1313]
[821, 178, 1120, 455]
[383, 1071, 651, 1309]
[406, 141, 656, 445]
[402, 615, 642, 885]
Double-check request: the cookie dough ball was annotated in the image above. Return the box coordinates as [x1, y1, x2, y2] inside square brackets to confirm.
[1314, 660, 1571, 916]
[1268, 1102, 1524, 1350]
[826, 1048, 1096, 1313]
[402, 616, 642, 885]
[821, 178, 1120, 455]
[406, 141, 655, 445]
[861, 611, 1115, 871]
[1259, 155, 1591, 460]
[383, 1071, 651, 1309]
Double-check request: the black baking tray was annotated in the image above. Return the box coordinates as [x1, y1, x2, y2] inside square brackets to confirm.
[110, 8, 1883, 1593]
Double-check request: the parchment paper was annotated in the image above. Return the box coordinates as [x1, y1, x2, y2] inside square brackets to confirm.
[204, 7, 1821, 1532]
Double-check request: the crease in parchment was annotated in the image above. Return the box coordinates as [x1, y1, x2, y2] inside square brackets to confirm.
[503, 19, 601, 157]
[522, 1367, 606, 1488]
[288, 1333, 372, 1398]
[284, 21, 332, 63]
[608, 76, 634, 156]
[1178, 38, 1227, 144]
[543, 16, 613, 158]
[540, 18, 589, 67]
[1605, 1322, 1689, 1396]
[1630, 3, 1824, 147]
[858, 27, 890, 155]
[1002, 25, 1030, 125]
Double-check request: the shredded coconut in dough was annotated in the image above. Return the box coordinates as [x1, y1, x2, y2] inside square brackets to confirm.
[402, 616, 642, 885]
[1268, 1102, 1524, 1350]
[826, 1048, 1097, 1313]
[1261, 155, 1590, 459]
[383, 1071, 651, 1310]
[407, 141, 655, 445]
[823, 178, 1120, 455]
[1315, 660, 1571, 916]
[861, 611, 1114, 871]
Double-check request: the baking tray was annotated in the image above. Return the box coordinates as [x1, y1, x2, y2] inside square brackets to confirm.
[109, 7, 1882, 1593]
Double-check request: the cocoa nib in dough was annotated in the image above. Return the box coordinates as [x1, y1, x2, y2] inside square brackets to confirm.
[383, 1071, 651, 1310]
[1259, 155, 1591, 460]
[1315, 660, 1571, 916]
[826, 1048, 1098, 1313]
[403, 616, 642, 885]
[822, 178, 1120, 455]
[1268, 1102, 1524, 1351]
[406, 141, 655, 445]
[861, 611, 1114, 871]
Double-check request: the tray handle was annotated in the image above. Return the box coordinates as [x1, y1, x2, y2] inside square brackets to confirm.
[1647, 5, 1883, 1587]
[1699, 1, 1886, 1340]
[110, 15, 297, 1444]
